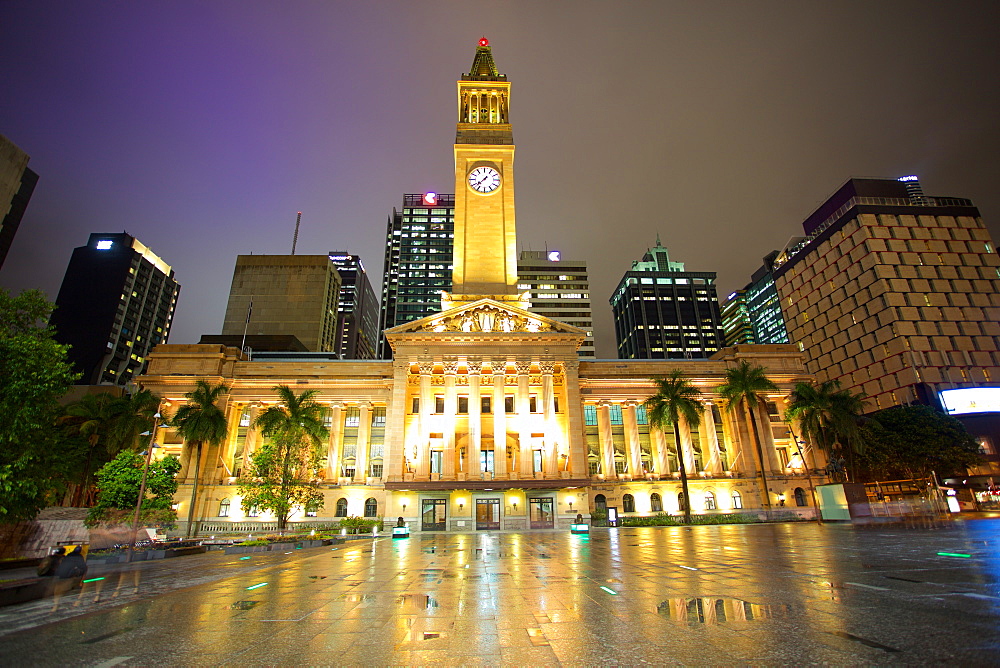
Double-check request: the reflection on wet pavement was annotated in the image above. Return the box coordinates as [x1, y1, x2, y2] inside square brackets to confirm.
[1, 520, 999, 664]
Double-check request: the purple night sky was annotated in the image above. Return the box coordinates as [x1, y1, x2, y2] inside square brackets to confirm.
[2, 1, 999, 357]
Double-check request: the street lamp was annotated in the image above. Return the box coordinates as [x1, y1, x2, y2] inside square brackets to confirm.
[128, 413, 163, 562]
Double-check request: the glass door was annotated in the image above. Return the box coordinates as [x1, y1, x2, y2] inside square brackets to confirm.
[529, 497, 554, 529]
[421, 499, 447, 531]
[476, 498, 500, 530]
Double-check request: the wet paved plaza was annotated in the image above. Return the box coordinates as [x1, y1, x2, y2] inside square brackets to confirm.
[2, 520, 1000, 666]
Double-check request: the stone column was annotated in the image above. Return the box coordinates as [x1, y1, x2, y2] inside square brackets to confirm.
[678, 417, 697, 475]
[622, 401, 642, 479]
[385, 360, 411, 481]
[467, 358, 483, 475]
[515, 360, 533, 477]
[442, 358, 459, 479]
[418, 360, 434, 478]
[702, 402, 723, 475]
[327, 402, 343, 480]
[541, 361, 560, 477]
[652, 427, 671, 476]
[353, 402, 371, 483]
[750, 401, 782, 473]
[492, 360, 508, 477]
[597, 402, 615, 478]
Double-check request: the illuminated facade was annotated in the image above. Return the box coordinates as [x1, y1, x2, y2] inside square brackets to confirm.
[721, 290, 754, 347]
[52, 232, 179, 386]
[140, 40, 821, 534]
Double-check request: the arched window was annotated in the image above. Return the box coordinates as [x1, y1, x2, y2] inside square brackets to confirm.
[704, 491, 717, 510]
[594, 494, 607, 511]
[247, 506, 259, 518]
[650, 492, 663, 513]
[218, 499, 230, 517]
[731, 490, 743, 510]
[335, 498, 348, 517]
[622, 494, 635, 513]
[794, 487, 807, 507]
[678, 492, 687, 512]
[364, 498, 378, 517]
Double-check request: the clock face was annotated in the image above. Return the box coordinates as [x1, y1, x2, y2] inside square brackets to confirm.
[468, 166, 501, 193]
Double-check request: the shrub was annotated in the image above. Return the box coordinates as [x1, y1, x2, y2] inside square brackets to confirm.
[238, 539, 269, 546]
[338, 516, 382, 534]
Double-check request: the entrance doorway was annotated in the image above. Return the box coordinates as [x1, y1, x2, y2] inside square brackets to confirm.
[421, 499, 447, 531]
[476, 498, 500, 530]
[529, 497, 554, 529]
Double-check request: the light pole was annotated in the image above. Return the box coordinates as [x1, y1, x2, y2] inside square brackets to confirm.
[128, 413, 162, 562]
[789, 428, 821, 524]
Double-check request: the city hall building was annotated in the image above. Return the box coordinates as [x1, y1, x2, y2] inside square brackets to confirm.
[139, 40, 823, 534]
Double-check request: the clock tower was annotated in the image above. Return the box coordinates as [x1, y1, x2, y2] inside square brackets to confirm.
[445, 38, 526, 310]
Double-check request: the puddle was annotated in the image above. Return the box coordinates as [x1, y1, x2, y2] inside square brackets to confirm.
[396, 594, 439, 609]
[656, 597, 795, 624]
[338, 593, 375, 603]
[230, 601, 260, 610]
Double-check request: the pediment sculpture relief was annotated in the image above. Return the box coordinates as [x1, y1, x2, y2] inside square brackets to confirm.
[421, 305, 551, 333]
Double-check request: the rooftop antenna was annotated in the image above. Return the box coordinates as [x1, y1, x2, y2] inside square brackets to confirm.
[291, 211, 302, 255]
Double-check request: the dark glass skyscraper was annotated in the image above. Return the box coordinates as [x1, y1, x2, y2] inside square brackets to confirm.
[51, 233, 180, 385]
[611, 239, 724, 359]
[744, 251, 789, 344]
[377, 192, 455, 358]
[329, 251, 379, 359]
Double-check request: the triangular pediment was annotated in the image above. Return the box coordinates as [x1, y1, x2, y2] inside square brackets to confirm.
[385, 298, 586, 337]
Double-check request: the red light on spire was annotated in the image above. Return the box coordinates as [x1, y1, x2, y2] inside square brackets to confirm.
[479, 37, 489, 47]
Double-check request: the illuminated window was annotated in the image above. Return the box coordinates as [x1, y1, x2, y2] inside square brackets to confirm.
[335, 498, 348, 517]
[704, 491, 716, 510]
[650, 492, 663, 512]
[622, 494, 635, 513]
[364, 498, 378, 517]
[731, 490, 743, 509]
[218, 499, 230, 517]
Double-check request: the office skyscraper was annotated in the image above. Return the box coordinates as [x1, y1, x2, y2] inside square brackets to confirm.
[517, 250, 594, 356]
[0, 135, 38, 271]
[772, 176, 1000, 424]
[721, 290, 754, 347]
[377, 192, 455, 358]
[50, 233, 179, 385]
[329, 251, 379, 359]
[611, 238, 725, 359]
[221, 255, 342, 353]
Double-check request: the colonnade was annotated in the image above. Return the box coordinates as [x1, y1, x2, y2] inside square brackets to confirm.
[404, 357, 567, 481]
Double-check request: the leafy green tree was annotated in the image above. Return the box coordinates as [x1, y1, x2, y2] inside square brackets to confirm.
[106, 389, 161, 454]
[786, 380, 867, 481]
[0, 289, 78, 523]
[172, 380, 229, 536]
[644, 371, 702, 524]
[856, 405, 981, 481]
[239, 386, 329, 531]
[716, 360, 778, 511]
[86, 450, 181, 527]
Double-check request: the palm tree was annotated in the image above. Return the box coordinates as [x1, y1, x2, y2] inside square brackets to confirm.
[249, 386, 330, 530]
[172, 380, 229, 536]
[105, 389, 161, 455]
[60, 392, 120, 505]
[644, 371, 702, 524]
[786, 380, 866, 481]
[717, 360, 779, 512]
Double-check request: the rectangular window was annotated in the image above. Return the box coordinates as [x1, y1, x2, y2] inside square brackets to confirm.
[435, 395, 445, 413]
[533, 450, 543, 473]
[481, 395, 491, 413]
[480, 449, 495, 473]
[430, 451, 443, 475]
[529, 396, 538, 413]
[411, 397, 419, 413]
[554, 397, 560, 413]
[505, 396, 515, 413]
[458, 396, 469, 414]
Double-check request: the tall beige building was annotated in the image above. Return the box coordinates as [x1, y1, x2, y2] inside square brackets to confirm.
[140, 40, 820, 535]
[221, 255, 342, 353]
[772, 178, 1000, 463]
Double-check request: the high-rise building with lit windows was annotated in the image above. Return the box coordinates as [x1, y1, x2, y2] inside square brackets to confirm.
[51, 232, 180, 385]
[377, 192, 455, 358]
[610, 238, 725, 359]
[721, 290, 754, 347]
[517, 250, 594, 356]
[328, 251, 378, 359]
